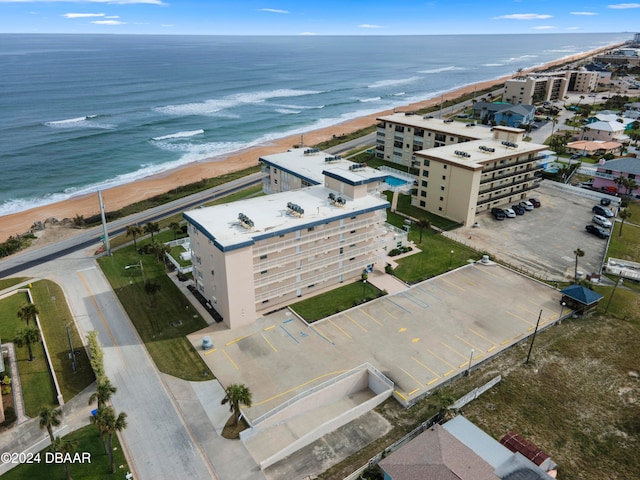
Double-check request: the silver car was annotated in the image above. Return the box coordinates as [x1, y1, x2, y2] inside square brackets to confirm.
[593, 214, 612, 229]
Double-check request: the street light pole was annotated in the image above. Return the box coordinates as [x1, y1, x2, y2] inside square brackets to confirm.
[525, 309, 543, 364]
[449, 250, 454, 269]
[559, 301, 566, 324]
[362, 279, 367, 302]
[465, 348, 474, 376]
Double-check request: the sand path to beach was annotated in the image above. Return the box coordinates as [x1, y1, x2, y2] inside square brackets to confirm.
[0, 46, 613, 244]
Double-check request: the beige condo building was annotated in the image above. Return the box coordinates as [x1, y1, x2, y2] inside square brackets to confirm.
[503, 75, 568, 105]
[184, 165, 398, 329]
[412, 126, 546, 226]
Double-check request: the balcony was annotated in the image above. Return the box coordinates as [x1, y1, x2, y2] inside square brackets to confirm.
[476, 181, 540, 205]
[481, 156, 543, 173]
[480, 165, 542, 185]
[479, 175, 537, 195]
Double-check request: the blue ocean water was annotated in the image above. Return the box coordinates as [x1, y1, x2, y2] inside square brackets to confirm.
[0, 33, 628, 216]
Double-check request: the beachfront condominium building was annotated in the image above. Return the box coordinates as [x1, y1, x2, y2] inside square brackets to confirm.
[503, 75, 568, 105]
[375, 113, 491, 168]
[184, 165, 398, 329]
[412, 126, 546, 226]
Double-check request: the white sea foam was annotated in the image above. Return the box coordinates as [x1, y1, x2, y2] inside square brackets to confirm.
[417, 66, 463, 74]
[504, 54, 538, 63]
[275, 109, 301, 114]
[152, 129, 205, 141]
[482, 63, 504, 67]
[390, 92, 405, 96]
[155, 89, 321, 116]
[368, 77, 421, 88]
[44, 115, 115, 129]
[358, 96, 382, 103]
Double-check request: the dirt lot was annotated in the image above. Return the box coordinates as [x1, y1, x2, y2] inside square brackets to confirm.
[445, 181, 615, 282]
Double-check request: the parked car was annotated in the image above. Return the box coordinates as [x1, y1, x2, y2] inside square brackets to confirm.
[491, 207, 506, 220]
[586, 224, 610, 239]
[600, 198, 611, 206]
[592, 205, 614, 218]
[570, 153, 581, 160]
[503, 208, 516, 218]
[529, 197, 541, 208]
[593, 215, 612, 228]
[519, 200, 534, 211]
[512, 204, 525, 215]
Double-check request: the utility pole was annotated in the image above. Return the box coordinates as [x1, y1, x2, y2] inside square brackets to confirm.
[525, 310, 543, 364]
[98, 190, 111, 256]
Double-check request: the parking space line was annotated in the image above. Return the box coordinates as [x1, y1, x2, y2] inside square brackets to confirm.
[506, 310, 535, 326]
[472, 266, 500, 278]
[251, 370, 350, 407]
[427, 349, 457, 370]
[382, 307, 398, 320]
[454, 336, 485, 357]
[412, 338, 420, 343]
[395, 390, 407, 401]
[358, 308, 383, 326]
[225, 334, 253, 346]
[441, 278, 465, 292]
[398, 366, 424, 388]
[344, 313, 367, 333]
[416, 285, 443, 302]
[468, 328, 498, 352]
[387, 298, 412, 314]
[401, 292, 430, 309]
[280, 325, 300, 344]
[263, 325, 276, 331]
[311, 325, 335, 345]
[443, 369, 455, 377]
[329, 319, 352, 339]
[222, 349, 238, 370]
[204, 348, 218, 356]
[408, 388, 421, 396]
[441, 342, 468, 360]
[412, 356, 440, 380]
[261, 333, 278, 352]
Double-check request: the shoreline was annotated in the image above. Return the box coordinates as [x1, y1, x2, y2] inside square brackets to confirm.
[0, 43, 619, 242]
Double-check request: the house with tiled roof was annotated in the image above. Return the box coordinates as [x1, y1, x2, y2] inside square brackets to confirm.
[582, 120, 629, 143]
[592, 157, 640, 197]
[566, 140, 622, 157]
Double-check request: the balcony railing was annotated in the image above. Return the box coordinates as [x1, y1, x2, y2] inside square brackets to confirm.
[479, 176, 537, 195]
[480, 166, 542, 185]
[476, 181, 540, 206]
[481, 156, 543, 173]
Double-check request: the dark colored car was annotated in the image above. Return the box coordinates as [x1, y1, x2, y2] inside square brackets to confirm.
[491, 207, 506, 220]
[529, 197, 541, 208]
[586, 224, 610, 239]
[512, 204, 525, 215]
[592, 205, 614, 218]
[600, 198, 611, 206]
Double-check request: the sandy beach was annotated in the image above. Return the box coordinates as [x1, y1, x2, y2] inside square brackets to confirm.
[0, 45, 616, 243]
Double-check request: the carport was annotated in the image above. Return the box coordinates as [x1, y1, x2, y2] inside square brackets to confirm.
[560, 284, 604, 315]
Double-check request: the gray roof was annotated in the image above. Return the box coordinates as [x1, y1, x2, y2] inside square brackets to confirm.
[599, 157, 640, 176]
[443, 416, 513, 468]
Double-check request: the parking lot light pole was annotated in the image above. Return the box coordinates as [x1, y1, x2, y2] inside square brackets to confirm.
[362, 279, 367, 302]
[559, 301, 566, 324]
[449, 250, 454, 269]
[526, 310, 543, 364]
[465, 348, 474, 376]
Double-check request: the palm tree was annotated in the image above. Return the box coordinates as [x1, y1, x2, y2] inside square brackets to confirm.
[90, 406, 110, 453]
[14, 325, 41, 361]
[126, 225, 143, 250]
[150, 241, 171, 264]
[169, 221, 181, 240]
[619, 209, 632, 237]
[144, 222, 160, 241]
[144, 280, 162, 306]
[573, 248, 585, 281]
[17, 302, 38, 326]
[614, 175, 626, 194]
[49, 436, 78, 480]
[105, 408, 128, 474]
[89, 377, 117, 409]
[415, 218, 431, 243]
[39, 406, 63, 443]
[221, 383, 252, 426]
[624, 178, 638, 197]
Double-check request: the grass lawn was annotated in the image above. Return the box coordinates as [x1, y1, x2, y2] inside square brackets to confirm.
[383, 191, 462, 231]
[169, 245, 191, 268]
[0, 290, 57, 416]
[0, 277, 29, 291]
[392, 229, 479, 284]
[98, 244, 212, 381]
[289, 280, 383, 322]
[30, 280, 95, 401]
[1, 424, 129, 480]
[608, 218, 640, 262]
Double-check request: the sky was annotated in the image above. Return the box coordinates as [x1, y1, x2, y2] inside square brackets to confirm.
[0, 0, 638, 35]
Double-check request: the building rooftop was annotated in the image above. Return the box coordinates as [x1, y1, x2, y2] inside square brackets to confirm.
[377, 112, 492, 139]
[184, 185, 389, 252]
[259, 148, 386, 186]
[598, 157, 640, 176]
[415, 137, 547, 171]
[566, 140, 622, 152]
[584, 120, 627, 132]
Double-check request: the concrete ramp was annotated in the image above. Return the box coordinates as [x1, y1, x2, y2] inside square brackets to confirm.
[240, 364, 393, 470]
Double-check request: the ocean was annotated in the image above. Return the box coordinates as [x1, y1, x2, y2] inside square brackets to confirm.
[0, 32, 628, 216]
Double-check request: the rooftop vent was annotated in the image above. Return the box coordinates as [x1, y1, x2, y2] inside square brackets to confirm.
[238, 213, 254, 229]
[501, 141, 518, 148]
[329, 194, 346, 207]
[454, 150, 471, 158]
[287, 202, 305, 217]
[348, 162, 367, 171]
[443, 118, 454, 123]
[479, 145, 496, 153]
[304, 148, 320, 155]
[324, 155, 341, 163]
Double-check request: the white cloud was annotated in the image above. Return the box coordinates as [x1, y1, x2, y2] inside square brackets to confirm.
[0, 0, 165, 4]
[91, 19, 125, 24]
[258, 8, 289, 14]
[493, 13, 553, 20]
[533, 25, 556, 30]
[358, 24, 382, 28]
[570, 11, 598, 15]
[608, 3, 640, 8]
[105, 15, 119, 18]
[62, 12, 105, 18]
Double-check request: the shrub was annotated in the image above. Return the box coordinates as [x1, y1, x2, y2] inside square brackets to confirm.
[2, 385, 11, 395]
[385, 264, 394, 274]
[389, 249, 401, 257]
[1, 375, 10, 386]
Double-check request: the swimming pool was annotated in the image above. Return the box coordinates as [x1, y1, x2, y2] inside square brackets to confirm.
[385, 176, 409, 187]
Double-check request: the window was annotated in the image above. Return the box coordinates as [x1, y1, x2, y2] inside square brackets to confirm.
[260, 270, 268, 275]
[274, 179, 278, 184]
[438, 207, 443, 211]
[443, 165, 447, 169]
[259, 254, 267, 260]
[419, 200, 426, 207]
[308, 227, 315, 232]
[423, 159, 430, 167]
[629, 174, 636, 180]
[273, 168, 277, 173]
[442, 175, 446, 180]
[350, 230, 356, 234]
[350, 215, 357, 219]
[440, 186, 445, 191]
[279, 234, 285, 238]
[339, 247, 344, 254]
[440, 196, 444, 201]
[349, 257, 355, 261]
[435, 133, 445, 142]
[421, 180, 428, 187]
[422, 170, 429, 177]
[421, 191, 427, 197]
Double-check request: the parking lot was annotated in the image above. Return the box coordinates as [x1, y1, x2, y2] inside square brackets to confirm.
[447, 182, 615, 281]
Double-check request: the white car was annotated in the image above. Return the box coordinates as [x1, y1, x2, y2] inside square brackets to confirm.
[593, 214, 612, 229]
[503, 208, 516, 218]
[519, 200, 534, 211]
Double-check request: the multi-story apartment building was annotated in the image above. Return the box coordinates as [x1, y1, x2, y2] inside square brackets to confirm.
[184, 165, 396, 329]
[412, 126, 546, 226]
[375, 113, 491, 167]
[503, 75, 568, 105]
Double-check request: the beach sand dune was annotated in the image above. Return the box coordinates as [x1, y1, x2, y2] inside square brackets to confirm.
[0, 47, 612, 243]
